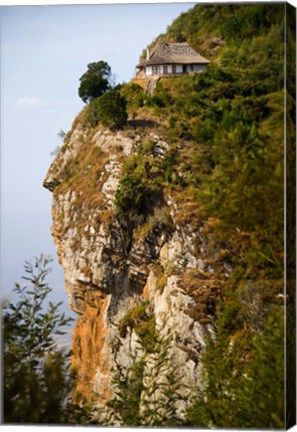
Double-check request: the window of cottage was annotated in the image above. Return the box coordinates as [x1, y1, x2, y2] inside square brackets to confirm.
[163, 65, 168, 74]
[172, 64, 176, 74]
[152, 66, 157, 74]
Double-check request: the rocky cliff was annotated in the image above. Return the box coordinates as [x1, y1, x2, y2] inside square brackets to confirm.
[43, 2, 291, 427]
[44, 120, 230, 419]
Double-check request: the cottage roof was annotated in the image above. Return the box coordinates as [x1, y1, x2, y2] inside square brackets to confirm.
[136, 42, 210, 68]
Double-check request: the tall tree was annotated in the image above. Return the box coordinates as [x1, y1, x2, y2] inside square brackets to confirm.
[78, 61, 112, 103]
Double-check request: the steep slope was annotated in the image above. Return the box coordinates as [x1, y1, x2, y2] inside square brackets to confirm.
[44, 2, 294, 428]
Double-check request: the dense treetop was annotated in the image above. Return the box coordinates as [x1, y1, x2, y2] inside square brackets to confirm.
[78, 61, 112, 103]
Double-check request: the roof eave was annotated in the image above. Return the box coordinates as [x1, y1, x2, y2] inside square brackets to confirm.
[136, 60, 210, 68]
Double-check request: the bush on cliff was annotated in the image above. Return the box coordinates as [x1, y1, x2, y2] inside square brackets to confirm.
[94, 89, 128, 129]
[115, 153, 163, 225]
[83, 89, 128, 130]
[121, 82, 146, 114]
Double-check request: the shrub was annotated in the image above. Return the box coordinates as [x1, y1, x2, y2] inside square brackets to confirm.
[95, 89, 128, 129]
[115, 155, 163, 225]
[118, 301, 157, 353]
[115, 173, 151, 225]
[121, 82, 146, 113]
[85, 90, 127, 129]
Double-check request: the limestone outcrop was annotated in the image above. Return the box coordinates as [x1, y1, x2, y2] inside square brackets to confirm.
[44, 121, 229, 419]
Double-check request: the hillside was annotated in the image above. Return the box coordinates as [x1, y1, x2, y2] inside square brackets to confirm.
[43, 3, 296, 428]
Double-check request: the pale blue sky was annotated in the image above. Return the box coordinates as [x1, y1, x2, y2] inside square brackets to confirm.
[1, 3, 194, 313]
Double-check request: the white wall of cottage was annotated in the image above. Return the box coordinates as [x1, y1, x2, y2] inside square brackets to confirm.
[145, 66, 153, 75]
[143, 64, 207, 75]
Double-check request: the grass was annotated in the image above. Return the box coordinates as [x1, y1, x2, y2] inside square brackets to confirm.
[118, 301, 157, 353]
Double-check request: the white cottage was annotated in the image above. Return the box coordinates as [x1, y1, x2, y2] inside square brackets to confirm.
[136, 41, 210, 76]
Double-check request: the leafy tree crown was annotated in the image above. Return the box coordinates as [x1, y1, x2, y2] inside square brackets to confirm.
[78, 61, 112, 103]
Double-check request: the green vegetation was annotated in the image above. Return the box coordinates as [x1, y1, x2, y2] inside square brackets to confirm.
[84, 88, 128, 129]
[78, 61, 112, 103]
[186, 305, 284, 428]
[106, 356, 146, 425]
[92, 89, 128, 129]
[115, 150, 164, 225]
[120, 3, 289, 428]
[118, 301, 157, 353]
[3, 255, 94, 424]
[108, 317, 186, 426]
[135, 3, 286, 271]
[113, 137, 186, 228]
[78, 61, 128, 130]
[121, 82, 146, 117]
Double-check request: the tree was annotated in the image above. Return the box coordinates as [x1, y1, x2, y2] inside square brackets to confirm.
[2, 254, 94, 424]
[78, 61, 112, 103]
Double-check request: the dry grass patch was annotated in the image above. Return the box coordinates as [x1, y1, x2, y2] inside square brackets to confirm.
[169, 188, 206, 230]
[179, 269, 223, 324]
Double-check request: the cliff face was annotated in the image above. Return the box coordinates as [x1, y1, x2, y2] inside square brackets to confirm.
[44, 121, 229, 416]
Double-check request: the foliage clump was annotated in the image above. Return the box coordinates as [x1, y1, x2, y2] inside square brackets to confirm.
[120, 82, 146, 116]
[78, 61, 128, 130]
[85, 89, 128, 129]
[118, 301, 157, 353]
[115, 152, 164, 226]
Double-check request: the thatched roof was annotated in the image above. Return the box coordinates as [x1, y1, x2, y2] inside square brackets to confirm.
[136, 42, 210, 68]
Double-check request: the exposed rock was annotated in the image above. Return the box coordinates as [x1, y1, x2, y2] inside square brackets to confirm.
[44, 123, 230, 419]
